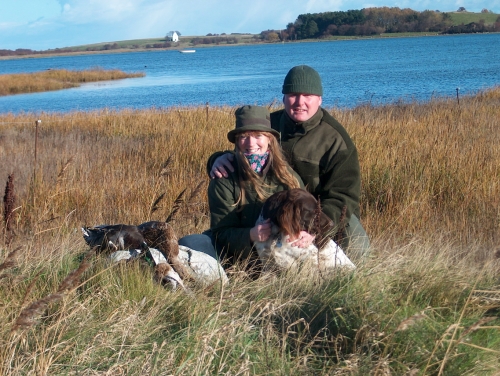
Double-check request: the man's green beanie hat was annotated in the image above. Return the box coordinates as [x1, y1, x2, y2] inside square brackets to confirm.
[227, 105, 280, 143]
[282, 65, 323, 96]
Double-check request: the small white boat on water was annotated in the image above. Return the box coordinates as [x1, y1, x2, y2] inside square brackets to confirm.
[179, 49, 196, 53]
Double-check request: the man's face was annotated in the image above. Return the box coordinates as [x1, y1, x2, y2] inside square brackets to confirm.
[283, 93, 322, 123]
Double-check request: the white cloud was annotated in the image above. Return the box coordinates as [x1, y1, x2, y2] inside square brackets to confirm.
[0, 22, 22, 31]
[305, 0, 345, 12]
[0, 0, 60, 22]
[57, 0, 139, 23]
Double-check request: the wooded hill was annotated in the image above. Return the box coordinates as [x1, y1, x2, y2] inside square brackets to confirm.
[277, 7, 500, 40]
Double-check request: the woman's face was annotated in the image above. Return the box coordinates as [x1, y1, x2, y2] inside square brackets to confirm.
[236, 132, 270, 155]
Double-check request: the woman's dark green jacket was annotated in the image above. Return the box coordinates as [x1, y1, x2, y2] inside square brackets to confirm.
[208, 159, 303, 262]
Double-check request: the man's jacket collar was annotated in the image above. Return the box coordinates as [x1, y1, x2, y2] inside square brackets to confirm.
[280, 108, 323, 138]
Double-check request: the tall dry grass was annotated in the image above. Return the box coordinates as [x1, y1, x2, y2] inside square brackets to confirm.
[339, 89, 500, 258]
[0, 68, 145, 96]
[0, 88, 499, 374]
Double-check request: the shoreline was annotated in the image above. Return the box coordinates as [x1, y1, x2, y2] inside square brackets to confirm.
[1, 85, 499, 116]
[2, 32, 498, 61]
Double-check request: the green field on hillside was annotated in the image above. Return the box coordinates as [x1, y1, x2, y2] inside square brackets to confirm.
[51, 34, 257, 53]
[79, 38, 166, 50]
[56, 37, 171, 51]
[448, 11, 499, 25]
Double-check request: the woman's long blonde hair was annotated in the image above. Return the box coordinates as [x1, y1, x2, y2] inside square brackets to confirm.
[234, 131, 300, 206]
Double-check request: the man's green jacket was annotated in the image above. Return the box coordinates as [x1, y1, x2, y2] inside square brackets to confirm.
[270, 108, 361, 226]
[208, 108, 361, 227]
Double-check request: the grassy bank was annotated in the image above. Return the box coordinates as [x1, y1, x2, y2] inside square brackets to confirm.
[0, 68, 145, 96]
[448, 11, 499, 25]
[0, 88, 499, 374]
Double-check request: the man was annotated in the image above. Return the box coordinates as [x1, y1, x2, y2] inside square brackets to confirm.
[209, 65, 370, 260]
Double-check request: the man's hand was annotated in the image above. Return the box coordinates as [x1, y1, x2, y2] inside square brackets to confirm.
[210, 153, 235, 179]
[289, 231, 316, 248]
[250, 219, 272, 242]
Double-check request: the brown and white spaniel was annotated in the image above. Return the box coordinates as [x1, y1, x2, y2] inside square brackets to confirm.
[254, 188, 355, 273]
[82, 221, 227, 288]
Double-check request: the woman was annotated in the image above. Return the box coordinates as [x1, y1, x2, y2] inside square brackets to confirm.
[179, 105, 314, 266]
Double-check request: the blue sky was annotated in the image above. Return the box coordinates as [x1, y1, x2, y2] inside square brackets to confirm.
[1, 0, 499, 50]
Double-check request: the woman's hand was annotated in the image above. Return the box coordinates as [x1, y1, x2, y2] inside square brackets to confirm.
[289, 231, 316, 248]
[210, 153, 234, 179]
[250, 219, 272, 242]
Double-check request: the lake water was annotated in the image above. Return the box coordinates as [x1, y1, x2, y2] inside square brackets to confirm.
[1, 33, 499, 114]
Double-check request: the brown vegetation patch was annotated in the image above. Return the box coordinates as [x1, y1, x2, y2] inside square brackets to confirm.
[0, 68, 145, 96]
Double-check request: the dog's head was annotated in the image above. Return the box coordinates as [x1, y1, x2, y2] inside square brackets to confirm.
[261, 188, 334, 247]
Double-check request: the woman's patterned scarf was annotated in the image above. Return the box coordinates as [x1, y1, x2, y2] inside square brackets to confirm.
[245, 151, 269, 174]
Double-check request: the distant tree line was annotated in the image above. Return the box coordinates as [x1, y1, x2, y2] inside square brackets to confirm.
[0, 42, 172, 57]
[445, 20, 497, 34]
[262, 7, 500, 41]
[191, 35, 239, 45]
[0, 48, 40, 57]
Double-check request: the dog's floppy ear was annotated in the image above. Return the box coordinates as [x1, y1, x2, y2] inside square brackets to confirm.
[277, 198, 303, 238]
[262, 190, 302, 238]
[261, 190, 290, 222]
